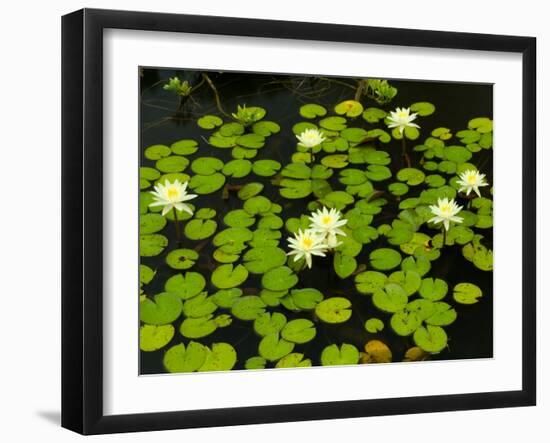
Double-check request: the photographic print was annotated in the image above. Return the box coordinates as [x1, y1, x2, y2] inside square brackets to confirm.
[138, 69, 493, 374]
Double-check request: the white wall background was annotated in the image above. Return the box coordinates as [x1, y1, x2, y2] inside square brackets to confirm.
[0, 0, 545, 441]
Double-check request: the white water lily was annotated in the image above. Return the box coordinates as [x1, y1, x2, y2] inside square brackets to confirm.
[296, 128, 326, 148]
[308, 206, 348, 248]
[149, 179, 197, 216]
[428, 197, 463, 231]
[287, 229, 328, 269]
[386, 107, 420, 134]
[457, 169, 489, 197]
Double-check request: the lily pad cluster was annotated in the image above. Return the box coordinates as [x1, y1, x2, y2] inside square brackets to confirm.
[139, 76, 493, 373]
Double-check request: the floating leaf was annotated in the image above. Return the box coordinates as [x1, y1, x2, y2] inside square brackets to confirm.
[370, 248, 402, 270]
[198, 114, 223, 129]
[243, 247, 287, 274]
[334, 100, 363, 117]
[321, 343, 359, 366]
[321, 154, 348, 169]
[365, 165, 392, 181]
[285, 288, 324, 310]
[209, 134, 237, 148]
[180, 315, 217, 338]
[411, 101, 435, 116]
[139, 234, 168, 257]
[413, 325, 448, 353]
[171, 139, 198, 155]
[164, 272, 206, 300]
[281, 319, 316, 344]
[164, 342, 207, 373]
[156, 155, 189, 173]
[390, 311, 421, 336]
[254, 312, 287, 337]
[300, 103, 327, 118]
[245, 356, 266, 370]
[419, 278, 448, 301]
[219, 122, 245, 137]
[468, 117, 493, 133]
[252, 121, 281, 136]
[140, 292, 182, 325]
[397, 167, 425, 185]
[388, 270, 421, 296]
[198, 342, 237, 371]
[259, 333, 294, 362]
[253, 159, 281, 176]
[140, 213, 166, 234]
[315, 297, 352, 324]
[355, 271, 388, 294]
[373, 283, 408, 313]
[453, 282, 482, 304]
[425, 302, 457, 326]
[279, 179, 312, 199]
[238, 182, 264, 200]
[231, 296, 266, 321]
[144, 144, 171, 160]
[191, 157, 224, 175]
[362, 107, 387, 123]
[140, 324, 174, 352]
[165, 248, 198, 270]
[222, 159, 252, 178]
[333, 252, 357, 279]
[182, 292, 217, 318]
[189, 172, 226, 194]
[444, 146, 472, 163]
[140, 264, 155, 285]
[244, 195, 272, 215]
[262, 266, 298, 291]
[211, 264, 249, 289]
[211, 288, 243, 308]
[276, 353, 312, 368]
[184, 219, 217, 240]
[365, 318, 384, 333]
[223, 209, 255, 228]
[319, 116, 347, 131]
[362, 340, 392, 363]
[237, 133, 265, 149]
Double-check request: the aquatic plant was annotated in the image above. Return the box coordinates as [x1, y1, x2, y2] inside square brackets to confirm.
[163, 77, 192, 97]
[139, 72, 494, 374]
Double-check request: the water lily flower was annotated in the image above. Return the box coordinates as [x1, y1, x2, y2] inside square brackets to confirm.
[149, 179, 197, 216]
[296, 128, 326, 148]
[308, 206, 348, 248]
[287, 229, 328, 269]
[386, 107, 420, 134]
[457, 169, 489, 197]
[428, 197, 463, 231]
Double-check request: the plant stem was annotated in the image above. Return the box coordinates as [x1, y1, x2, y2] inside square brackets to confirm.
[172, 207, 182, 243]
[354, 80, 365, 101]
[442, 226, 447, 247]
[401, 136, 411, 168]
[202, 73, 228, 117]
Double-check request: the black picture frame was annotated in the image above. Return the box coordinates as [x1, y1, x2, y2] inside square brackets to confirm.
[61, 8, 537, 435]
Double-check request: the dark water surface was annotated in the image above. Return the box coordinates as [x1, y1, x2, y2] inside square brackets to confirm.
[139, 69, 493, 374]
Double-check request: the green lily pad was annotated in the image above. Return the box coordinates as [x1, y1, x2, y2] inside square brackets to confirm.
[262, 266, 298, 291]
[411, 101, 435, 116]
[299, 103, 327, 118]
[245, 356, 267, 370]
[397, 168, 425, 185]
[139, 234, 168, 257]
[473, 247, 493, 271]
[222, 159, 252, 178]
[445, 146, 472, 163]
[211, 264, 249, 289]
[219, 122, 245, 137]
[390, 311, 421, 336]
[164, 272, 206, 300]
[191, 157, 224, 175]
[140, 213, 166, 234]
[388, 182, 409, 196]
[281, 319, 316, 344]
[292, 121, 318, 135]
[252, 159, 281, 176]
[182, 292, 217, 318]
[140, 292, 182, 325]
[419, 278, 448, 301]
[140, 166, 161, 181]
[370, 248, 402, 270]
[321, 190, 354, 208]
[156, 155, 189, 173]
[362, 107, 387, 123]
[223, 209, 255, 228]
[315, 297, 352, 324]
[140, 264, 155, 285]
[321, 343, 359, 366]
[363, 340, 393, 363]
[188, 172, 226, 194]
[276, 353, 312, 368]
[184, 219, 217, 240]
[165, 248, 198, 270]
[144, 144, 171, 160]
[386, 227, 414, 246]
[468, 117, 493, 133]
[171, 139, 198, 155]
[425, 302, 457, 326]
[365, 318, 384, 333]
[334, 100, 363, 117]
[425, 174, 446, 188]
[365, 165, 392, 181]
[321, 154, 348, 169]
[453, 283, 482, 304]
[237, 133, 266, 149]
[319, 116, 347, 131]
[252, 121, 281, 136]
[180, 315, 217, 339]
[364, 150, 391, 166]
[211, 288, 242, 308]
[231, 296, 266, 321]
[413, 325, 448, 353]
[333, 252, 357, 279]
[198, 114, 223, 129]
[259, 333, 295, 362]
[340, 127, 368, 143]
[164, 342, 207, 373]
[388, 270, 421, 296]
[198, 342, 237, 372]
[243, 247, 287, 274]
[140, 324, 174, 352]
[373, 283, 408, 313]
[213, 227, 253, 247]
[244, 195, 272, 215]
[209, 134, 237, 148]
[355, 271, 388, 294]
[237, 182, 264, 200]
[281, 163, 311, 179]
[254, 312, 287, 337]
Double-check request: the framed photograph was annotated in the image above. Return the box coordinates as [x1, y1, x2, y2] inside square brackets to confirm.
[62, 8, 536, 435]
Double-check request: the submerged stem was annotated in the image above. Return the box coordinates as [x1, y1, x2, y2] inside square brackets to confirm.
[442, 226, 447, 247]
[401, 136, 411, 168]
[202, 73, 228, 117]
[172, 207, 182, 243]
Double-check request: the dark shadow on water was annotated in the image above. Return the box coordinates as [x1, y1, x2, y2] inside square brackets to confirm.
[36, 410, 61, 426]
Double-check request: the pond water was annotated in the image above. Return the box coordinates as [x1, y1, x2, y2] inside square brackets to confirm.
[139, 68, 493, 374]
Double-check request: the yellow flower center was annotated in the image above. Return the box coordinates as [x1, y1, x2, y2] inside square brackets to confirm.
[467, 175, 477, 184]
[397, 111, 408, 118]
[440, 204, 451, 216]
[322, 215, 332, 225]
[166, 187, 180, 199]
[302, 238, 313, 249]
